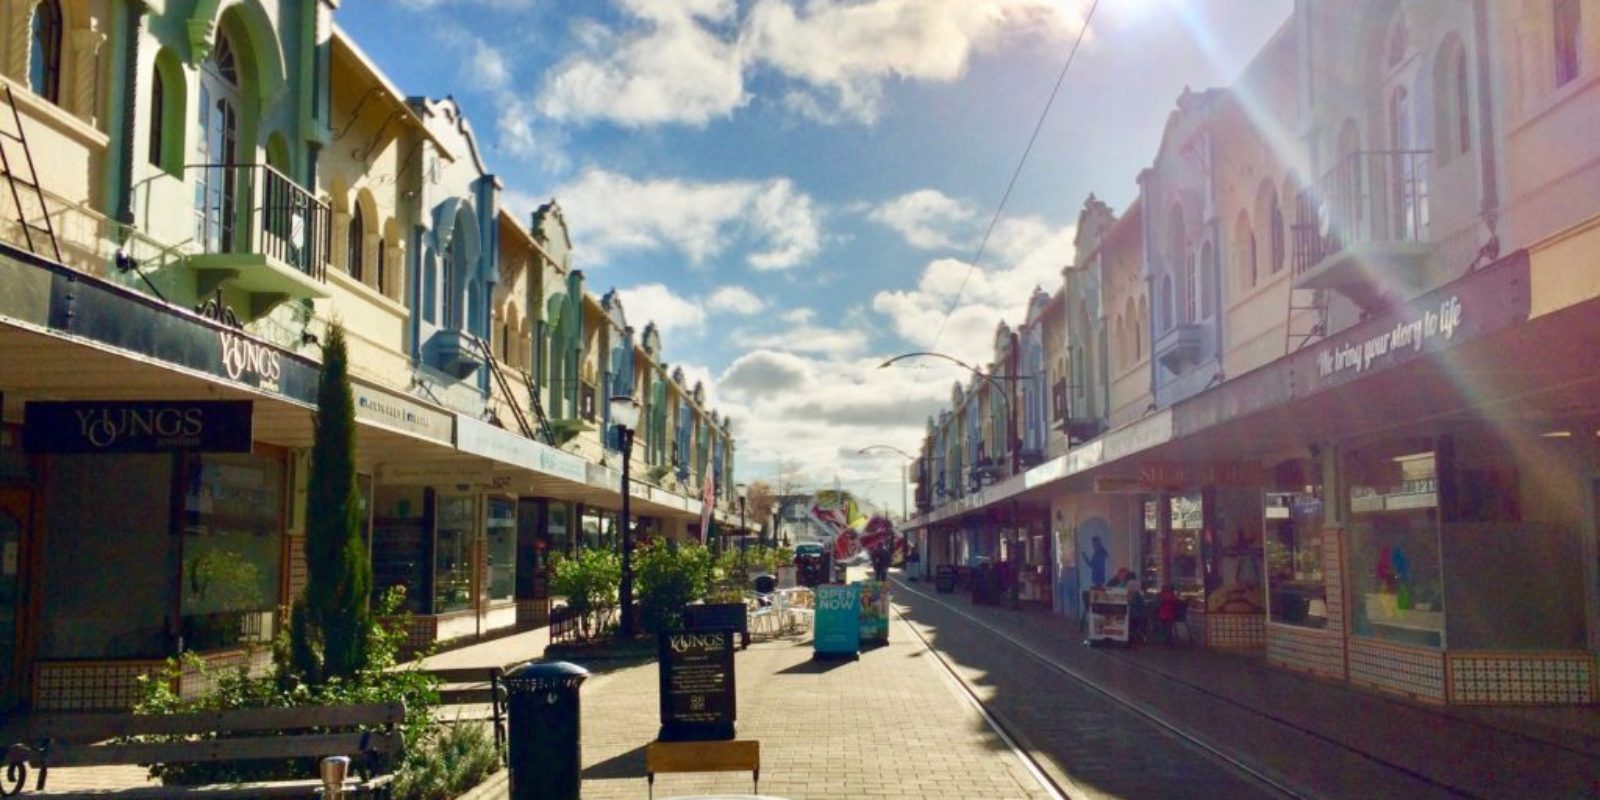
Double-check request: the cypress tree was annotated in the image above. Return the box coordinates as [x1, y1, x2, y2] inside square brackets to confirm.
[295, 322, 371, 682]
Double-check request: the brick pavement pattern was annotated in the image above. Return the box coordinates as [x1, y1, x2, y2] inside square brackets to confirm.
[555, 611, 1052, 800]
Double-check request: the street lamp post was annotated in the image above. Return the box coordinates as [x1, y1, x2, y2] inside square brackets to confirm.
[879, 351, 1031, 476]
[736, 482, 749, 583]
[856, 444, 914, 522]
[609, 394, 642, 639]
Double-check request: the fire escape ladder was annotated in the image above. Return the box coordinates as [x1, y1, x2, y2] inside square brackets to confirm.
[0, 84, 63, 263]
[474, 335, 536, 441]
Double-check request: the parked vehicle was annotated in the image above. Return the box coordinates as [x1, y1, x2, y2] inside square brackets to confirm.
[794, 542, 829, 587]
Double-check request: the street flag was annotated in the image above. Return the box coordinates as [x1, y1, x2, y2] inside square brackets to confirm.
[699, 458, 715, 543]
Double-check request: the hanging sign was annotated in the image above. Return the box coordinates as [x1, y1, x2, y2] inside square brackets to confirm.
[22, 400, 252, 454]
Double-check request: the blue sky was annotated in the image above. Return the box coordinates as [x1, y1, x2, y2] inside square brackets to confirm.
[340, 0, 1291, 511]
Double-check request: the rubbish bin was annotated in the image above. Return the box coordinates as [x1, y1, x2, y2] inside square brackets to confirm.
[502, 660, 590, 800]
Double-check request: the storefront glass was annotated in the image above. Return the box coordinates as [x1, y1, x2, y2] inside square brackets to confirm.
[180, 452, 285, 651]
[485, 497, 516, 604]
[549, 501, 572, 555]
[371, 486, 430, 615]
[41, 454, 175, 659]
[1346, 443, 1445, 648]
[1169, 493, 1205, 602]
[434, 495, 475, 613]
[1266, 491, 1327, 628]
[1139, 498, 1162, 592]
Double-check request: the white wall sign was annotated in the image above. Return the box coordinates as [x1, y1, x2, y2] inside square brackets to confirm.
[354, 383, 453, 444]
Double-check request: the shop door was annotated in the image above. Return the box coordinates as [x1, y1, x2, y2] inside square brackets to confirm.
[0, 489, 31, 711]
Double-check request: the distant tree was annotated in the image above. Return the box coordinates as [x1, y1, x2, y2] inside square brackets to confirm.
[293, 322, 371, 683]
[746, 480, 776, 524]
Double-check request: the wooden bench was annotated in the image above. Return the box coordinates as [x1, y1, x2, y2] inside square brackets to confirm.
[644, 740, 759, 800]
[2, 702, 405, 798]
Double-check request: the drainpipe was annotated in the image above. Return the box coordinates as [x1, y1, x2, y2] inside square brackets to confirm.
[112, 1, 146, 227]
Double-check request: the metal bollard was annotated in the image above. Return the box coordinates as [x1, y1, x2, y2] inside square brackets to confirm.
[319, 755, 350, 800]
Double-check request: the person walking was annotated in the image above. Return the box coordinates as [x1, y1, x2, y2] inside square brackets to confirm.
[871, 541, 891, 581]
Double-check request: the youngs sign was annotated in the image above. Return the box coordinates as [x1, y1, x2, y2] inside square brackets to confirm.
[219, 329, 283, 384]
[23, 400, 253, 454]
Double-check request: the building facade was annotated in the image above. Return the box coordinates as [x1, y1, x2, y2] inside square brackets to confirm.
[911, 0, 1600, 706]
[0, 0, 747, 713]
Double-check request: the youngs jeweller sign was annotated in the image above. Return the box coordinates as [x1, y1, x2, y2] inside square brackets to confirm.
[23, 400, 253, 454]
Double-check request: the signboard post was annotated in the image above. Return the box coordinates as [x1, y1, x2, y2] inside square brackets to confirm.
[857, 580, 889, 646]
[813, 584, 860, 660]
[658, 629, 736, 741]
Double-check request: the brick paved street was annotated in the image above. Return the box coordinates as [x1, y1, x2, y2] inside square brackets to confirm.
[546, 610, 1053, 800]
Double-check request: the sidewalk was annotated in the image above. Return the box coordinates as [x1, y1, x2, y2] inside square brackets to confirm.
[894, 575, 1600, 799]
[496, 612, 1054, 800]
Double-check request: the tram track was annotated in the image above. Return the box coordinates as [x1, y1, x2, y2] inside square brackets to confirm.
[893, 578, 1487, 800]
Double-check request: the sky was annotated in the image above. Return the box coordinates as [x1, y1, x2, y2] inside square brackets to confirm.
[338, 0, 1292, 513]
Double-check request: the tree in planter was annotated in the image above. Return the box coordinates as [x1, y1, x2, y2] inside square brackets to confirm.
[548, 549, 621, 640]
[636, 540, 712, 634]
[293, 322, 372, 683]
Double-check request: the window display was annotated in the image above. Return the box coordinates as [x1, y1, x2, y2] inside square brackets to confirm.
[1138, 498, 1162, 593]
[435, 495, 476, 613]
[180, 452, 285, 652]
[1266, 491, 1327, 628]
[485, 497, 516, 603]
[1346, 444, 1445, 648]
[1169, 493, 1204, 602]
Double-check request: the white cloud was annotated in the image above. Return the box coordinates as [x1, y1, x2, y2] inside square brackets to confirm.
[399, 0, 536, 8]
[868, 189, 979, 250]
[530, 0, 1086, 129]
[537, 0, 748, 127]
[551, 169, 823, 270]
[617, 283, 707, 335]
[470, 37, 512, 91]
[706, 286, 767, 315]
[870, 216, 1073, 365]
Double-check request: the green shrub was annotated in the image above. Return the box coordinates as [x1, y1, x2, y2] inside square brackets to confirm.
[548, 548, 621, 640]
[636, 540, 712, 634]
[392, 720, 501, 800]
[132, 587, 439, 787]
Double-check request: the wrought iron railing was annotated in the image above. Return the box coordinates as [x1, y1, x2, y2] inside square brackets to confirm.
[188, 162, 330, 280]
[1293, 149, 1430, 276]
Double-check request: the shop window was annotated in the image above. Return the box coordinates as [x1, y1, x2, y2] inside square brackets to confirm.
[28, 0, 62, 104]
[1265, 491, 1327, 628]
[1168, 493, 1205, 603]
[371, 486, 430, 615]
[1345, 443, 1445, 648]
[1139, 498, 1162, 592]
[40, 455, 175, 659]
[485, 497, 516, 604]
[179, 452, 285, 652]
[148, 69, 165, 167]
[434, 496, 475, 613]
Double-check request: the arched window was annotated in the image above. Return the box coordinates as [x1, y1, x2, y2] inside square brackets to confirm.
[441, 244, 456, 326]
[376, 238, 387, 296]
[1269, 189, 1285, 274]
[148, 70, 165, 166]
[422, 255, 437, 324]
[1555, 0, 1581, 87]
[1433, 36, 1473, 162]
[1160, 274, 1175, 332]
[347, 206, 364, 281]
[1183, 254, 1197, 324]
[29, 0, 63, 103]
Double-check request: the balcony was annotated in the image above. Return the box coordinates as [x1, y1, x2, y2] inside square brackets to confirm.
[187, 163, 331, 318]
[1293, 150, 1431, 314]
[430, 329, 484, 378]
[1153, 322, 1203, 371]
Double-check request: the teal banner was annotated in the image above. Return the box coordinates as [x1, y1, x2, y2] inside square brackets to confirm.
[857, 581, 889, 645]
[813, 584, 860, 658]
